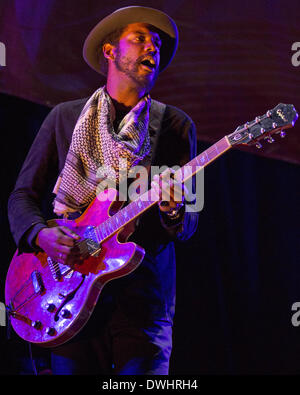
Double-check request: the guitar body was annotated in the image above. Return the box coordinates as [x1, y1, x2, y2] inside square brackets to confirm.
[5, 189, 145, 347]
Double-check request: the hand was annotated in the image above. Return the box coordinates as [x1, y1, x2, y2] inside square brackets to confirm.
[36, 226, 82, 267]
[151, 168, 185, 213]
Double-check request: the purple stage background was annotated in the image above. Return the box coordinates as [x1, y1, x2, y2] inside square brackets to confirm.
[1, 1, 300, 376]
[0, 0, 299, 164]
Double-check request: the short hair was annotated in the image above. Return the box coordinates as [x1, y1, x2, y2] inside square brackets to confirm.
[99, 27, 126, 75]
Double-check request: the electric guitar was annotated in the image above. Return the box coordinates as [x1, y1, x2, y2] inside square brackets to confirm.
[5, 103, 298, 347]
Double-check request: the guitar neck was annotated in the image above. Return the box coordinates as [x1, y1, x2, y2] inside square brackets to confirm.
[94, 136, 232, 242]
[174, 135, 231, 183]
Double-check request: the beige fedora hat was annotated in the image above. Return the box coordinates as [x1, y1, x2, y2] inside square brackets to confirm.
[83, 6, 179, 75]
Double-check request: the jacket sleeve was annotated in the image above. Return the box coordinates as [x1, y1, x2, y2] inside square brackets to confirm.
[7, 105, 60, 252]
[159, 116, 199, 242]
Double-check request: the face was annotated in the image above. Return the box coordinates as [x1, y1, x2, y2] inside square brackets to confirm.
[110, 23, 162, 92]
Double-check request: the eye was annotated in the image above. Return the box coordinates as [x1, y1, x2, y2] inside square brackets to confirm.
[135, 35, 145, 43]
[155, 39, 162, 49]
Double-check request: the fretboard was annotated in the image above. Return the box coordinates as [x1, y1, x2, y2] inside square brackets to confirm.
[94, 136, 231, 242]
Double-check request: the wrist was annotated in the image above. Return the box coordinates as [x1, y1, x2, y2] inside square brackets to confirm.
[25, 223, 47, 251]
[159, 203, 185, 233]
[164, 202, 184, 219]
[35, 227, 48, 249]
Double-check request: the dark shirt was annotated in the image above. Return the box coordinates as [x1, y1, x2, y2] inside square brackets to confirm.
[7, 97, 199, 324]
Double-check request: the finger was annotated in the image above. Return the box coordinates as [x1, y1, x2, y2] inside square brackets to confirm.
[161, 179, 183, 202]
[160, 167, 174, 179]
[151, 179, 161, 200]
[172, 183, 184, 203]
[69, 244, 83, 258]
[65, 256, 84, 267]
[153, 170, 172, 186]
[56, 233, 77, 247]
[160, 180, 172, 202]
[152, 174, 160, 188]
[152, 175, 182, 203]
[57, 227, 80, 247]
[56, 251, 65, 264]
[164, 176, 184, 202]
[152, 179, 178, 204]
[151, 179, 170, 201]
[60, 226, 80, 239]
[57, 250, 83, 267]
[56, 245, 74, 256]
[58, 242, 83, 257]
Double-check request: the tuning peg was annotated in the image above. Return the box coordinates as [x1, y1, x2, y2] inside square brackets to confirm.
[280, 130, 286, 138]
[266, 136, 275, 143]
[255, 142, 262, 149]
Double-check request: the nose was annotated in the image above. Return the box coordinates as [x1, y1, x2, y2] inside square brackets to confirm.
[145, 38, 159, 53]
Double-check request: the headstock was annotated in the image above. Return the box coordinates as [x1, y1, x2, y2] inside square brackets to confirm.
[227, 103, 298, 149]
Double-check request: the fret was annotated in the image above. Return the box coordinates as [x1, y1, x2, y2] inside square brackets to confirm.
[101, 223, 108, 240]
[132, 201, 140, 216]
[197, 152, 207, 166]
[114, 215, 120, 226]
[95, 226, 102, 243]
[206, 146, 216, 161]
[112, 215, 121, 230]
[107, 220, 114, 235]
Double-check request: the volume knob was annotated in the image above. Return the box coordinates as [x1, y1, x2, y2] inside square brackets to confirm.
[46, 303, 56, 312]
[31, 320, 42, 330]
[45, 327, 56, 336]
[61, 309, 71, 318]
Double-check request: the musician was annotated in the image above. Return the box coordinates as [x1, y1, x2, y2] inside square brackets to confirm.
[8, 6, 199, 374]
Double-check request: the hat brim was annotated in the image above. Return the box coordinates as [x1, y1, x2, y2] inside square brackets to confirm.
[83, 6, 179, 75]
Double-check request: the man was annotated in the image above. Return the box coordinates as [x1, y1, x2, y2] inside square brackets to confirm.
[8, 6, 199, 374]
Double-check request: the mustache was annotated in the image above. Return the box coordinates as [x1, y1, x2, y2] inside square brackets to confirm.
[136, 53, 158, 66]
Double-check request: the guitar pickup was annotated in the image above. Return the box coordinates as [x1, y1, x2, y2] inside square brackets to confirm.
[31, 270, 44, 294]
[82, 226, 102, 257]
[85, 239, 102, 257]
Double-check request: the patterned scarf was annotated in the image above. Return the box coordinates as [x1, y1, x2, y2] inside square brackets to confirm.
[53, 86, 151, 216]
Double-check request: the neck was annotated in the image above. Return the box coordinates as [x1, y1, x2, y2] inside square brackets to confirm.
[106, 73, 146, 109]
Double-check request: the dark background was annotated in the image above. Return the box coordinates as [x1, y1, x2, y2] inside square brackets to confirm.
[0, 0, 300, 375]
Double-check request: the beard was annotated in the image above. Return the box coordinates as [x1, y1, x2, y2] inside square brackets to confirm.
[114, 48, 159, 92]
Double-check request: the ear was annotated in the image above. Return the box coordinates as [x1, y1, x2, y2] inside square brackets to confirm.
[102, 43, 117, 62]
